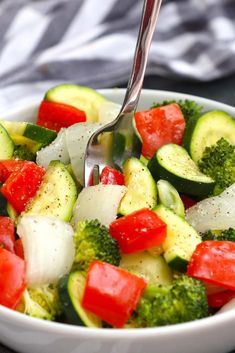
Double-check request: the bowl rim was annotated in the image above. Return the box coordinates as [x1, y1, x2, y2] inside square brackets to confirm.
[1, 88, 235, 339]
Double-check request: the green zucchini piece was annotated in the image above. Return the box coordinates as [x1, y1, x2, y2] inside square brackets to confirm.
[1, 121, 57, 147]
[153, 205, 201, 272]
[157, 179, 184, 217]
[59, 272, 102, 327]
[45, 84, 106, 122]
[183, 111, 235, 162]
[148, 144, 215, 197]
[120, 252, 172, 286]
[23, 160, 77, 221]
[24, 124, 57, 146]
[11, 135, 42, 153]
[118, 157, 157, 215]
[0, 124, 14, 159]
[0, 121, 27, 135]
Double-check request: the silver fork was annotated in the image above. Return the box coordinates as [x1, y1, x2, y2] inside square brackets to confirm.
[84, 0, 162, 186]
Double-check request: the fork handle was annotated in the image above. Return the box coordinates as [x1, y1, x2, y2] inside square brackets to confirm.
[120, 0, 162, 114]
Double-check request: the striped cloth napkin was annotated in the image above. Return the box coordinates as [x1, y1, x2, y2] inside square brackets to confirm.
[0, 0, 234, 113]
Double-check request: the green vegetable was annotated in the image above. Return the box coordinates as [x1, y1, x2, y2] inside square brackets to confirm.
[13, 145, 35, 161]
[202, 228, 235, 242]
[18, 284, 62, 321]
[148, 144, 215, 198]
[151, 100, 202, 122]
[59, 271, 102, 327]
[135, 275, 208, 327]
[198, 138, 235, 195]
[72, 219, 121, 271]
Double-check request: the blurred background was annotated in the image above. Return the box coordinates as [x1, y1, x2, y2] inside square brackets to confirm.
[0, 0, 234, 112]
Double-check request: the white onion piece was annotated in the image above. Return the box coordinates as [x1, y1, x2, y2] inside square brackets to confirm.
[36, 129, 69, 168]
[72, 184, 127, 227]
[217, 298, 235, 314]
[17, 216, 75, 286]
[98, 101, 121, 124]
[185, 183, 235, 233]
[65, 122, 103, 185]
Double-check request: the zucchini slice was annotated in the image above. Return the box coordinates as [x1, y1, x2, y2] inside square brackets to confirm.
[0, 123, 14, 159]
[45, 84, 106, 122]
[183, 111, 235, 162]
[59, 272, 102, 327]
[1, 121, 57, 147]
[118, 157, 157, 215]
[120, 252, 172, 286]
[154, 205, 201, 271]
[148, 144, 215, 197]
[23, 160, 77, 221]
[11, 134, 42, 153]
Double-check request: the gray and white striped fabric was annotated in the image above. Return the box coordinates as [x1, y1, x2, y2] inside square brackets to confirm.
[0, 0, 235, 112]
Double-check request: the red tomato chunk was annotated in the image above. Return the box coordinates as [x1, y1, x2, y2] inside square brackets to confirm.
[0, 216, 15, 253]
[37, 100, 86, 132]
[134, 104, 185, 159]
[0, 248, 26, 309]
[109, 208, 167, 253]
[100, 166, 125, 185]
[82, 261, 146, 327]
[1, 162, 45, 214]
[187, 241, 235, 291]
[0, 160, 26, 182]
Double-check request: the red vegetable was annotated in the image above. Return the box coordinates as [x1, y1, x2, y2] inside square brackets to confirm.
[0, 217, 15, 253]
[0, 248, 26, 309]
[180, 194, 197, 209]
[134, 104, 186, 158]
[187, 241, 235, 290]
[82, 260, 146, 327]
[37, 100, 86, 132]
[208, 289, 235, 308]
[14, 239, 24, 259]
[1, 162, 45, 213]
[100, 166, 124, 185]
[109, 208, 167, 254]
[0, 160, 26, 182]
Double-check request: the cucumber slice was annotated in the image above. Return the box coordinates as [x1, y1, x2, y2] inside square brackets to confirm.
[23, 161, 77, 221]
[183, 111, 235, 162]
[1, 121, 57, 147]
[157, 179, 184, 217]
[120, 252, 172, 286]
[59, 272, 102, 327]
[153, 205, 201, 271]
[0, 121, 27, 135]
[118, 157, 157, 215]
[11, 134, 42, 153]
[24, 124, 57, 146]
[148, 144, 215, 197]
[45, 84, 106, 122]
[0, 124, 14, 159]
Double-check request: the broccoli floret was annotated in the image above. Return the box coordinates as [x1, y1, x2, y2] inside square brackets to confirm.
[198, 138, 235, 195]
[17, 284, 62, 320]
[13, 145, 35, 161]
[202, 228, 235, 242]
[135, 275, 208, 327]
[72, 219, 121, 271]
[151, 100, 202, 122]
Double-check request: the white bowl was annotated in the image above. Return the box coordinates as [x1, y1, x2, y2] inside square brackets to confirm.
[1, 89, 235, 353]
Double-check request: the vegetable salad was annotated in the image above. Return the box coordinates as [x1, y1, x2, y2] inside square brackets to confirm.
[0, 84, 235, 328]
